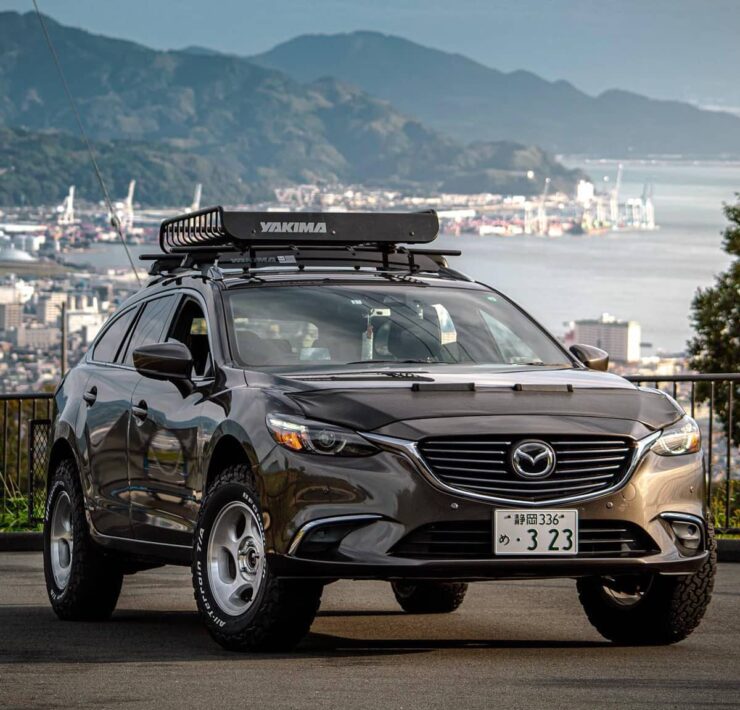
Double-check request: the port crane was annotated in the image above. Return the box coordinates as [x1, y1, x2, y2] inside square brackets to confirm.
[56, 186, 76, 225]
[609, 163, 623, 227]
[109, 180, 136, 233]
[189, 183, 202, 212]
[536, 177, 551, 235]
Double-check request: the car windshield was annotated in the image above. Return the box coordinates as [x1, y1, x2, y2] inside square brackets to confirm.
[224, 283, 572, 371]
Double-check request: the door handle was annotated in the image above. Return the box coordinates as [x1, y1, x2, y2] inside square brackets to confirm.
[132, 401, 149, 422]
[83, 386, 97, 406]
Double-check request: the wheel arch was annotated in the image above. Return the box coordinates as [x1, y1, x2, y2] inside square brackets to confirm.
[203, 431, 256, 494]
[47, 433, 83, 493]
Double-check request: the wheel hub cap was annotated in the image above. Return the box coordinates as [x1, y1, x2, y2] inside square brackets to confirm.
[49, 490, 73, 590]
[238, 538, 261, 576]
[207, 501, 266, 616]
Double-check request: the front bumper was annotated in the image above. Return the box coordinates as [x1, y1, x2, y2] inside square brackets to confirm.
[257, 428, 708, 581]
[269, 549, 709, 581]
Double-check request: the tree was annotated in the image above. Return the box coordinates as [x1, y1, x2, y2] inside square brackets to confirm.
[687, 196, 740, 445]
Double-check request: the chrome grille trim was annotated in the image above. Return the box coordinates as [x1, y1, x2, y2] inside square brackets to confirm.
[362, 430, 661, 507]
[557, 464, 622, 474]
[416, 434, 638, 504]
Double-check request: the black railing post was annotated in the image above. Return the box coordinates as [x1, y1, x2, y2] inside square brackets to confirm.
[707, 381, 714, 512]
[727, 383, 734, 530]
[15, 400, 22, 502]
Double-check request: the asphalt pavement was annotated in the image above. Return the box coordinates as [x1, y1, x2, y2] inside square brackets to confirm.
[1, 552, 738, 709]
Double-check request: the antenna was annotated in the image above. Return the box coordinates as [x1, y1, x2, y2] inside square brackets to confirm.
[31, 1, 142, 285]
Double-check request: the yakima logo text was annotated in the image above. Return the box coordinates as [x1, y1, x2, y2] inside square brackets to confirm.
[260, 221, 327, 234]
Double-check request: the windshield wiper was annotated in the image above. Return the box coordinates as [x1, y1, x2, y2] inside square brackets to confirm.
[518, 362, 571, 367]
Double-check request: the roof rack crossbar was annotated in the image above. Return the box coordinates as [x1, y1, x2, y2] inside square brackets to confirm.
[142, 246, 460, 278]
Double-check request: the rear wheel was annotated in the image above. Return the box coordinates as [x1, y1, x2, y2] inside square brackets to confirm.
[192, 464, 323, 651]
[391, 581, 468, 614]
[43, 458, 123, 620]
[577, 522, 717, 644]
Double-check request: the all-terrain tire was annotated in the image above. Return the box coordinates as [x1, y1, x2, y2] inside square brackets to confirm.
[391, 581, 468, 614]
[43, 458, 124, 620]
[577, 521, 717, 645]
[192, 464, 323, 652]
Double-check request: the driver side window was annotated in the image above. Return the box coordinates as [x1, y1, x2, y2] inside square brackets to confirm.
[167, 298, 213, 378]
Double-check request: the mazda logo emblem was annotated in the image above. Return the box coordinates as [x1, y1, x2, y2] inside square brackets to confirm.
[510, 440, 556, 479]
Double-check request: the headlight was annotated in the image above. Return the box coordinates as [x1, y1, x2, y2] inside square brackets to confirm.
[652, 416, 701, 456]
[266, 414, 378, 456]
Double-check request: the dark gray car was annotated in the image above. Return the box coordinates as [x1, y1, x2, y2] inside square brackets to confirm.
[43, 208, 715, 651]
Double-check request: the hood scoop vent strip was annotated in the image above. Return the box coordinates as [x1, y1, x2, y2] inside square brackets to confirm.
[513, 383, 574, 392]
[411, 382, 476, 392]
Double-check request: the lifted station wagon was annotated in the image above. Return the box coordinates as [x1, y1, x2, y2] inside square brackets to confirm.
[44, 208, 715, 650]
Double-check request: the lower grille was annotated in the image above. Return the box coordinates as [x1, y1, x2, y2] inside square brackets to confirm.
[417, 435, 636, 503]
[391, 520, 659, 559]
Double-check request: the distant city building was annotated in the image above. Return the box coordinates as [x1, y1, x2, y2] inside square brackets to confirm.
[67, 311, 104, 343]
[0, 276, 35, 304]
[13, 324, 61, 349]
[0, 303, 23, 331]
[568, 313, 641, 363]
[36, 292, 68, 325]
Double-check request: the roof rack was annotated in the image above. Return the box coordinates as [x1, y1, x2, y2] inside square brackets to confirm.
[142, 206, 460, 278]
[157, 206, 439, 253]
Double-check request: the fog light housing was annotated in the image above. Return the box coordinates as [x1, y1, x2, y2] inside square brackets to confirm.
[671, 521, 702, 550]
[661, 513, 704, 554]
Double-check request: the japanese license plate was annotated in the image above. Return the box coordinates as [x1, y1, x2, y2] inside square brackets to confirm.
[494, 509, 578, 556]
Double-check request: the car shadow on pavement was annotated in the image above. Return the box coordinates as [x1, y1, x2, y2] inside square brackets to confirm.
[0, 605, 610, 664]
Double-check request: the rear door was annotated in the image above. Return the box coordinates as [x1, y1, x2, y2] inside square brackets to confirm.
[83, 304, 141, 538]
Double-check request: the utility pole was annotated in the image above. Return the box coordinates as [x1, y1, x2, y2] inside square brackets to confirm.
[60, 301, 68, 376]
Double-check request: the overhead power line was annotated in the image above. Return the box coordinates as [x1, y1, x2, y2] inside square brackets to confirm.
[31, 0, 142, 285]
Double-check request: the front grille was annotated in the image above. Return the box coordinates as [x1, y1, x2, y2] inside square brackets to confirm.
[391, 521, 659, 559]
[417, 435, 635, 503]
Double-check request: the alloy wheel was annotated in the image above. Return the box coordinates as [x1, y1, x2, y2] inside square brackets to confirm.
[49, 490, 74, 589]
[207, 501, 266, 616]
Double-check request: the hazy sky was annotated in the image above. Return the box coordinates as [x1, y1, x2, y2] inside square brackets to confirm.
[3, 0, 739, 109]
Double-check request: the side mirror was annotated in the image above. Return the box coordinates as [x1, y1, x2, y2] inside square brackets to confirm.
[569, 343, 609, 372]
[133, 341, 193, 381]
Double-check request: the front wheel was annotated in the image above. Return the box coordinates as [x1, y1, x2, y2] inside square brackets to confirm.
[577, 522, 717, 645]
[192, 465, 322, 652]
[43, 459, 123, 620]
[391, 581, 468, 614]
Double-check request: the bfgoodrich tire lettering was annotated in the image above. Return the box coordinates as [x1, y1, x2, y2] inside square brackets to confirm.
[43, 458, 123, 620]
[577, 521, 717, 645]
[192, 464, 323, 651]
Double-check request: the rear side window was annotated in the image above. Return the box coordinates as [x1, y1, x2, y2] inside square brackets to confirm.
[122, 296, 176, 365]
[92, 308, 138, 364]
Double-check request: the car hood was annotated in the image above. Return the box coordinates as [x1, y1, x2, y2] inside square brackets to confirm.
[271, 366, 683, 434]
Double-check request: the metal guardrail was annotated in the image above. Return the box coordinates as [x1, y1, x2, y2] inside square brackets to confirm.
[0, 393, 53, 529]
[625, 373, 740, 535]
[0, 374, 738, 533]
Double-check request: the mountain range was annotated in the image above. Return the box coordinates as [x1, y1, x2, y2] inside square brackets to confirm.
[253, 31, 740, 157]
[0, 12, 579, 206]
[1, 12, 738, 208]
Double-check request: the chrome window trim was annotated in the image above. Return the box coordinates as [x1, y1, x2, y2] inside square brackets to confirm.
[87, 288, 216, 383]
[87, 302, 141, 366]
[361, 430, 662, 508]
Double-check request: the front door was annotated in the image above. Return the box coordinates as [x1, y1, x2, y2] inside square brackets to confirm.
[127, 296, 218, 546]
